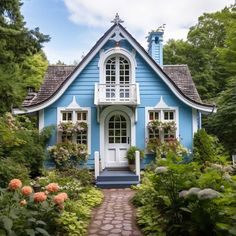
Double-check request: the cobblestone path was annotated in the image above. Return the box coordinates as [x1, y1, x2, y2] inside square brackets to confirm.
[88, 189, 143, 236]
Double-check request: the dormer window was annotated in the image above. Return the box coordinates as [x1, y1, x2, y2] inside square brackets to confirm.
[105, 55, 130, 84]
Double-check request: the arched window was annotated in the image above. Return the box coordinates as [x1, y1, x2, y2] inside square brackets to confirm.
[105, 55, 130, 84]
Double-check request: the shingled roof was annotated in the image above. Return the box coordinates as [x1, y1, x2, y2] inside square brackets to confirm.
[22, 64, 201, 107]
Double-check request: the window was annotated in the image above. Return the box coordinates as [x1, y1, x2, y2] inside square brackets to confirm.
[147, 110, 176, 143]
[76, 111, 88, 145]
[58, 109, 90, 152]
[108, 114, 127, 144]
[62, 111, 72, 121]
[105, 55, 130, 84]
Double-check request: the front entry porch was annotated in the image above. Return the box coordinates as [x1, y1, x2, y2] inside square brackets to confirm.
[96, 168, 139, 189]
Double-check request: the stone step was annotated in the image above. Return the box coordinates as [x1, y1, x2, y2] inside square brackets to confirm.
[97, 175, 139, 182]
[96, 180, 139, 189]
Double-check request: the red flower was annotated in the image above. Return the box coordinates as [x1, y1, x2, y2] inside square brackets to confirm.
[9, 179, 22, 190]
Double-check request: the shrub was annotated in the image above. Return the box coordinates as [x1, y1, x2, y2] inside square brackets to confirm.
[58, 168, 93, 186]
[0, 179, 68, 235]
[48, 142, 88, 169]
[126, 146, 144, 164]
[0, 158, 30, 188]
[193, 129, 227, 164]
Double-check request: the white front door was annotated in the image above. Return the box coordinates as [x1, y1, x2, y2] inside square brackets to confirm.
[105, 112, 130, 167]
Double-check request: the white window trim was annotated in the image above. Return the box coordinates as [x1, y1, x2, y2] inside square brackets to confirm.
[57, 107, 91, 155]
[145, 102, 179, 152]
[98, 48, 137, 84]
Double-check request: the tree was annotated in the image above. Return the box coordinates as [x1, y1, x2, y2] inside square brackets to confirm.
[0, 0, 50, 114]
[164, 4, 236, 101]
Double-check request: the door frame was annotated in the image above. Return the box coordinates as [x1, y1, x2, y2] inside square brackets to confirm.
[105, 111, 131, 168]
[99, 106, 136, 169]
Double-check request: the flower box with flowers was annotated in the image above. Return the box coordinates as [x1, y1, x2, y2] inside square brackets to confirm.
[73, 121, 88, 133]
[58, 122, 74, 134]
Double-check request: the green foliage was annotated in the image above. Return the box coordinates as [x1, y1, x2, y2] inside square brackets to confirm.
[205, 77, 236, 154]
[193, 129, 226, 164]
[164, 4, 236, 101]
[0, 0, 50, 114]
[0, 158, 30, 188]
[57, 211, 87, 236]
[0, 113, 53, 179]
[126, 146, 144, 164]
[58, 168, 93, 186]
[0, 182, 61, 235]
[133, 152, 236, 235]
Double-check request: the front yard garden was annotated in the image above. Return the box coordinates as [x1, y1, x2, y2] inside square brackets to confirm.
[132, 129, 236, 236]
[0, 113, 103, 235]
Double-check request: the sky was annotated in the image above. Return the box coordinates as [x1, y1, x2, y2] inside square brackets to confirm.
[22, 0, 234, 64]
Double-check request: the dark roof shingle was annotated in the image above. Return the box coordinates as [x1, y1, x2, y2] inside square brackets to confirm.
[22, 64, 202, 107]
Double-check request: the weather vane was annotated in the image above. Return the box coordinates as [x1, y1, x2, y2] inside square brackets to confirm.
[111, 13, 124, 25]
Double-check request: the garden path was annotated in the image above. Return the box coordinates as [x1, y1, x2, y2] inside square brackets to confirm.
[88, 189, 143, 236]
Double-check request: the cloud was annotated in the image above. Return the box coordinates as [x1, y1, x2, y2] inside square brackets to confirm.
[64, 0, 234, 43]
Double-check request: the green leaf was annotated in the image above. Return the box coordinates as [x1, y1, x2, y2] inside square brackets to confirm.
[2, 217, 13, 231]
[180, 207, 192, 213]
[35, 228, 50, 236]
[36, 220, 46, 226]
[25, 229, 35, 236]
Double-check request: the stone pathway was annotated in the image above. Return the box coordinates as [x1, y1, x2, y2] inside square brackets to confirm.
[88, 189, 143, 236]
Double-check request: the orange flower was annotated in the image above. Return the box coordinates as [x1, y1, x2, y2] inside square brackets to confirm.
[20, 199, 27, 206]
[21, 186, 33, 196]
[53, 194, 64, 205]
[58, 192, 68, 201]
[34, 192, 47, 203]
[46, 183, 59, 193]
[9, 179, 22, 190]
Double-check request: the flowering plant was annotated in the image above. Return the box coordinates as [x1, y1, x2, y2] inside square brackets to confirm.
[73, 121, 88, 132]
[147, 120, 176, 132]
[57, 122, 74, 134]
[47, 142, 88, 168]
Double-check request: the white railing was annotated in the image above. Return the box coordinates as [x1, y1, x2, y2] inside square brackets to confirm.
[94, 83, 139, 105]
[135, 150, 140, 181]
[94, 151, 100, 179]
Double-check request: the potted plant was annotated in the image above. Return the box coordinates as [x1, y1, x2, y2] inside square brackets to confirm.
[126, 146, 144, 172]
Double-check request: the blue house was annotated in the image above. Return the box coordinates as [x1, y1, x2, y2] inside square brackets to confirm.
[14, 15, 215, 187]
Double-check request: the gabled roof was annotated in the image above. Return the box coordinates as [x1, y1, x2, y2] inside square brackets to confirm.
[22, 64, 202, 107]
[15, 23, 215, 114]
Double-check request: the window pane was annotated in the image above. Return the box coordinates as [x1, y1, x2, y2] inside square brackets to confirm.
[155, 112, 159, 120]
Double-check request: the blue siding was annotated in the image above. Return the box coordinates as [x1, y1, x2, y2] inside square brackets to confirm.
[44, 38, 194, 168]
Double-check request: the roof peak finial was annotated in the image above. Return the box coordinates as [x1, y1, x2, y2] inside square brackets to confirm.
[111, 13, 124, 25]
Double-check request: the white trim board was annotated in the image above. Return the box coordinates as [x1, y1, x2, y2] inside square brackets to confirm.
[13, 24, 215, 115]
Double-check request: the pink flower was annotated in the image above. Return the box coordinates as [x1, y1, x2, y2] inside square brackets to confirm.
[34, 192, 47, 203]
[9, 179, 22, 190]
[20, 199, 27, 206]
[46, 183, 59, 193]
[21, 186, 33, 196]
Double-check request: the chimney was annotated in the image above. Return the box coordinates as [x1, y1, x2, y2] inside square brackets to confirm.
[147, 30, 164, 67]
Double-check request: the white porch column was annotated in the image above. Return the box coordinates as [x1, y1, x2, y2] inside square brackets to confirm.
[135, 150, 140, 181]
[94, 151, 100, 179]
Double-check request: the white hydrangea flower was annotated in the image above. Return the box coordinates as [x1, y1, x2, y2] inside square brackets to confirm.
[223, 172, 231, 181]
[197, 188, 221, 200]
[223, 165, 234, 173]
[179, 190, 188, 198]
[187, 187, 201, 196]
[211, 163, 223, 171]
[155, 166, 168, 174]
